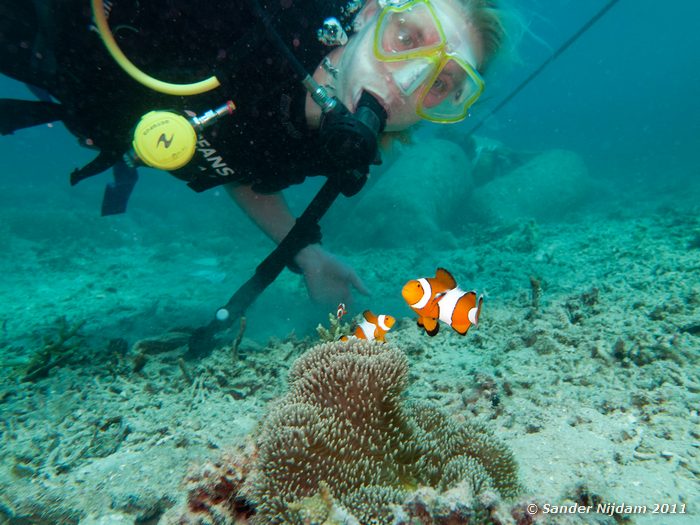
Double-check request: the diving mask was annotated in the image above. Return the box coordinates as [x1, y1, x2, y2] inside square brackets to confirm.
[374, 0, 484, 123]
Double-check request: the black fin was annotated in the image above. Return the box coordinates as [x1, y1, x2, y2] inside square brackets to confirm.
[0, 99, 63, 135]
[101, 161, 139, 216]
[25, 85, 53, 103]
[435, 267, 457, 288]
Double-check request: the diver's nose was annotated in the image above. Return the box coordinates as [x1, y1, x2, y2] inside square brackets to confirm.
[391, 59, 434, 96]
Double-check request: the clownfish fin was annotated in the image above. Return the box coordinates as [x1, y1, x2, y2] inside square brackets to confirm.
[422, 317, 439, 336]
[418, 298, 440, 320]
[473, 294, 484, 326]
[425, 323, 439, 337]
[435, 268, 457, 289]
[416, 316, 425, 327]
[452, 324, 470, 336]
[362, 310, 378, 323]
[422, 317, 438, 331]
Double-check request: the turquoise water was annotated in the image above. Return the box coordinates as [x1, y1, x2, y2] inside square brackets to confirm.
[1, 0, 697, 339]
[0, 1, 698, 523]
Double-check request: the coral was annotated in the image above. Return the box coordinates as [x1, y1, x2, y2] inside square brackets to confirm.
[344, 485, 406, 525]
[132, 331, 190, 354]
[287, 481, 362, 525]
[23, 316, 86, 382]
[315, 312, 353, 342]
[230, 316, 247, 361]
[507, 219, 540, 253]
[528, 275, 542, 312]
[401, 485, 493, 525]
[160, 445, 256, 525]
[407, 402, 520, 498]
[242, 339, 520, 524]
[441, 456, 494, 494]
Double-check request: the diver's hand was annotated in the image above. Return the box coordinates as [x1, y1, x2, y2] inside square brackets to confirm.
[294, 244, 370, 306]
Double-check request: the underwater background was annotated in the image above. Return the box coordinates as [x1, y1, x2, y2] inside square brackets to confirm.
[1, 1, 698, 524]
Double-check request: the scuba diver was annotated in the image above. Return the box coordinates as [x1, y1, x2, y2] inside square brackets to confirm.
[0, 0, 506, 308]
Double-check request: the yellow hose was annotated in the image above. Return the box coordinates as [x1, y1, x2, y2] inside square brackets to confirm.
[90, 0, 220, 96]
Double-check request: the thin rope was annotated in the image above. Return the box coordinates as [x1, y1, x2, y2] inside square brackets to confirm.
[467, 0, 622, 136]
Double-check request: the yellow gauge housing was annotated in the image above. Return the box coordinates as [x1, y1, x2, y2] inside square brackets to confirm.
[132, 111, 197, 170]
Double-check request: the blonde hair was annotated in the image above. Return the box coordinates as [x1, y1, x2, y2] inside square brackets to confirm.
[455, 0, 507, 71]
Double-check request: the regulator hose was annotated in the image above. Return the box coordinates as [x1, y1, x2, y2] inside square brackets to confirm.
[90, 0, 220, 96]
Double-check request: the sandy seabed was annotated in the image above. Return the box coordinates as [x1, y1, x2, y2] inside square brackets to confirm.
[0, 173, 698, 525]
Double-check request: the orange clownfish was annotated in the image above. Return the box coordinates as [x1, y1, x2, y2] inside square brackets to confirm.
[341, 310, 396, 342]
[402, 268, 483, 337]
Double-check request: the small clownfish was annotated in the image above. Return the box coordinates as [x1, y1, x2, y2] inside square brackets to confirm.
[336, 302, 347, 319]
[341, 310, 396, 343]
[402, 268, 483, 337]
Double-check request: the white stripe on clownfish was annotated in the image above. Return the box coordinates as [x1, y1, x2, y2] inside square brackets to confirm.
[357, 317, 377, 339]
[438, 287, 479, 327]
[468, 303, 480, 325]
[377, 314, 392, 332]
[410, 278, 432, 310]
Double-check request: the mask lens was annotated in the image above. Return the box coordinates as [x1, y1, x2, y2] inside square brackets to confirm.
[391, 58, 436, 95]
[419, 57, 484, 122]
[375, 2, 443, 59]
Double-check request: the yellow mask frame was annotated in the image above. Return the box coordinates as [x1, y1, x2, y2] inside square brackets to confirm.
[372, 0, 485, 123]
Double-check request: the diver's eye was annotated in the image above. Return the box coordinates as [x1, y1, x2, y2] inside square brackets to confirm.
[428, 63, 468, 103]
[397, 27, 414, 48]
[430, 75, 452, 96]
[392, 17, 424, 51]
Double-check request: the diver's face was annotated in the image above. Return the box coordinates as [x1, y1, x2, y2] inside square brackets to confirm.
[332, 0, 483, 132]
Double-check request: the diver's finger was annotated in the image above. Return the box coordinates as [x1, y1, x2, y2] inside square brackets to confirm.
[350, 273, 371, 296]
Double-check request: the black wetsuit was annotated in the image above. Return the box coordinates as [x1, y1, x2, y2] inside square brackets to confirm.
[0, 0, 349, 194]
